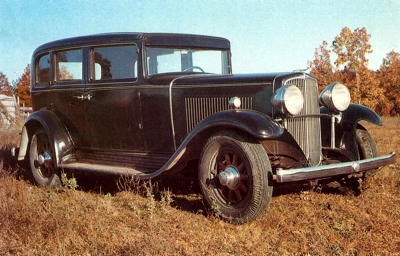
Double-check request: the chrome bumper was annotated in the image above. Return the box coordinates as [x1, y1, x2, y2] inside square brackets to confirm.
[276, 152, 396, 183]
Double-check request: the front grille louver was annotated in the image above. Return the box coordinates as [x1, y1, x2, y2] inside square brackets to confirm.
[284, 76, 321, 166]
[184, 97, 253, 134]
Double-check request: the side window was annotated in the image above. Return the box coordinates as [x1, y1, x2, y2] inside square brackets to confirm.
[36, 53, 51, 84]
[55, 49, 82, 82]
[91, 45, 137, 81]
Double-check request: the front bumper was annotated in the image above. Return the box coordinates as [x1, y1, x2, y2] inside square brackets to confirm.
[276, 152, 396, 183]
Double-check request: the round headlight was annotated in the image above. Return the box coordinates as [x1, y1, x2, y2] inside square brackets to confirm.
[271, 84, 304, 115]
[319, 82, 350, 111]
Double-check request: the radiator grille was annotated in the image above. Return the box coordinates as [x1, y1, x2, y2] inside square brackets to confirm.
[185, 97, 253, 133]
[285, 76, 321, 166]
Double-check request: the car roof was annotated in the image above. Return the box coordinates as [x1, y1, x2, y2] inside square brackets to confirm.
[33, 32, 231, 55]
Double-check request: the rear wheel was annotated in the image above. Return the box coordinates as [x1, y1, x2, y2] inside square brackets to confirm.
[29, 128, 61, 187]
[199, 131, 272, 224]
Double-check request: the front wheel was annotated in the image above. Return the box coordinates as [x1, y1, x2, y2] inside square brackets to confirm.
[325, 127, 379, 194]
[29, 128, 61, 187]
[356, 127, 379, 178]
[198, 131, 272, 224]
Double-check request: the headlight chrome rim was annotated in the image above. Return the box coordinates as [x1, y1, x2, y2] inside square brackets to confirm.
[271, 84, 304, 116]
[319, 82, 351, 112]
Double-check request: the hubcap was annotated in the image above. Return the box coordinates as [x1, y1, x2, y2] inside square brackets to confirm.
[38, 151, 52, 167]
[215, 151, 250, 203]
[218, 166, 240, 190]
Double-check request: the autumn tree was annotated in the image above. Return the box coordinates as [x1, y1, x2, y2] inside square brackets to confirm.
[377, 51, 400, 116]
[15, 64, 31, 107]
[0, 71, 12, 96]
[307, 40, 334, 91]
[308, 27, 385, 112]
[331, 27, 376, 106]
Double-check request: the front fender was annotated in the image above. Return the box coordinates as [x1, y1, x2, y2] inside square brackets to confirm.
[143, 109, 284, 178]
[320, 104, 382, 160]
[178, 110, 284, 164]
[341, 104, 382, 127]
[191, 109, 284, 139]
[321, 104, 382, 129]
[17, 108, 75, 166]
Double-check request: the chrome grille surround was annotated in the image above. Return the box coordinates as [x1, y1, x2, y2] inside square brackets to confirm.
[284, 74, 322, 166]
[185, 97, 253, 133]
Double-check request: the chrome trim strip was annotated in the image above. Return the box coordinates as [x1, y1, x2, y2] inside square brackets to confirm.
[276, 152, 396, 183]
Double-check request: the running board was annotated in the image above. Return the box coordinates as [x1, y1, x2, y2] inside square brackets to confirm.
[61, 162, 146, 177]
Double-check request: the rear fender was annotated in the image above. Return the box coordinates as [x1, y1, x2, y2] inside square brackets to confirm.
[17, 108, 75, 166]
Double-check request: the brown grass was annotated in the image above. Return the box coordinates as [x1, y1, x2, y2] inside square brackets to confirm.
[1, 117, 399, 255]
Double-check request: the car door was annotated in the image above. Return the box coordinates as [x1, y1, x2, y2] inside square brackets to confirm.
[50, 48, 89, 148]
[83, 44, 145, 151]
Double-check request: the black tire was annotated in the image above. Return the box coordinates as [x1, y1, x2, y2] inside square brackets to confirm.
[29, 128, 61, 187]
[198, 131, 272, 224]
[356, 127, 379, 177]
[322, 127, 379, 194]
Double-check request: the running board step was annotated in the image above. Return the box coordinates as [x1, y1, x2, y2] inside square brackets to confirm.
[61, 162, 147, 177]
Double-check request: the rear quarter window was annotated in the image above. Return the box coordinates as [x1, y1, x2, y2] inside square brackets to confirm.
[36, 53, 51, 85]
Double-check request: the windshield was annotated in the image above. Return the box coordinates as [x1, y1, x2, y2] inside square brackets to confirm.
[146, 47, 229, 76]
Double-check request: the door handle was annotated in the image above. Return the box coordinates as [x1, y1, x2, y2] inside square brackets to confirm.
[73, 94, 93, 101]
[73, 95, 85, 100]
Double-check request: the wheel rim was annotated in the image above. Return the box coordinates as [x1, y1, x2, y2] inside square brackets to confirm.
[33, 133, 56, 179]
[215, 149, 250, 203]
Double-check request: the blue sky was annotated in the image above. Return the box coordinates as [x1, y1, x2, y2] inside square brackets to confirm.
[1, 0, 399, 83]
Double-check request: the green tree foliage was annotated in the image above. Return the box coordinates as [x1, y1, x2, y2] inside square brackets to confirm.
[15, 65, 31, 107]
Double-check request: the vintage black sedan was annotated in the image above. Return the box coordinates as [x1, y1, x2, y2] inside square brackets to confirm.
[13, 33, 396, 223]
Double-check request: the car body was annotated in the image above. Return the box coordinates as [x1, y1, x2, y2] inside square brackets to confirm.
[14, 33, 396, 223]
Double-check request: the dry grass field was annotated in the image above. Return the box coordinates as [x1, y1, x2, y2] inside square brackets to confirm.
[1, 117, 399, 255]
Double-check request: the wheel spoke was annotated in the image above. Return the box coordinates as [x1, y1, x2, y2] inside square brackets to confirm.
[224, 153, 231, 165]
[234, 188, 242, 201]
[232, 153, 238, 166]
[238, 181, 248, 193]
[228, 189, 235, 201]
[240, 174, 249, 181]
[221, 184, 228, 194]
[237, 162, 245, 172]
[218, 161, 226, 170]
